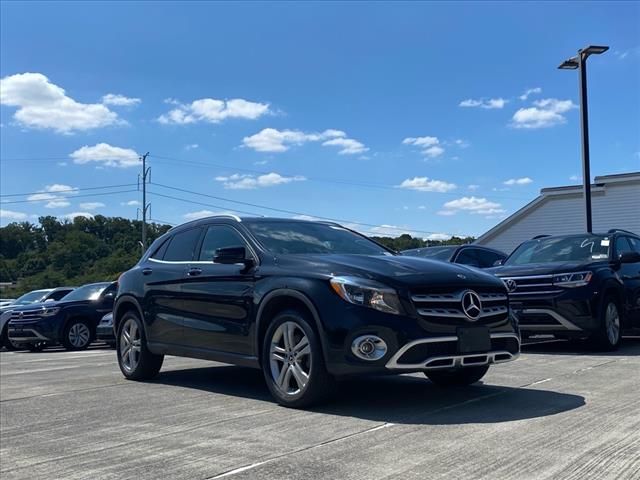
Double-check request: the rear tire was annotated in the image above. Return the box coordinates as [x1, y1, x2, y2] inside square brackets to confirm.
[62, 318, 93, 351]
[425, 365, 489, 387]
[261, 310, 334, 408]
[117, 311, 163, 380]
[1, 324, 19, 351]
[589, 296, 621, 351]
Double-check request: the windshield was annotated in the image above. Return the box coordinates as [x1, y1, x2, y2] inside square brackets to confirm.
[61, 283, 111, 302]
[246, 221, 391, 255]
[506, 235, 610, 265]
[406, 246, 456, 261]
[13, 290, 52, 306]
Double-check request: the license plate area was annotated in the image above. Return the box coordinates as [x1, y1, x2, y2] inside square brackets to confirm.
[457, 326, 491, 354]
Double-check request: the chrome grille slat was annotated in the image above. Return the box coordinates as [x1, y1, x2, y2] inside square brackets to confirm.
[501, 275, 560, 296]
[411, 288, 509, 322]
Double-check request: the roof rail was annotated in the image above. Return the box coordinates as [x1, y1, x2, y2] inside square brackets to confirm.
[532, 234, 551, 239]
[607, 228, 636, 235]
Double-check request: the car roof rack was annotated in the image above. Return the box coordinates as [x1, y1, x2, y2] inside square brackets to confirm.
[532, 234, 551, 239]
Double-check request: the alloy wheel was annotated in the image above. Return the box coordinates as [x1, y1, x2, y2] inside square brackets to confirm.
[120, 318, 142, 373]
[68, 323, 91, 348]
[605, 302, 620, 345]
[269, 321, 312, 396]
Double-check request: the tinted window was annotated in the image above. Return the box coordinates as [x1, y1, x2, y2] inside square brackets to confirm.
[245, 221, 390, 255]
[615, 236, 633, 256]
[150, 237, 170, 259]
[405, 246, 456, 261]
[199, 225, 247, 261]
[505, 235, 610, 265]
[455, 249, 481, 267]
[627, 237, 640, 254]
[475, 249, 505, 268]
[62, 283, 111, 302]
[12, 290, 52, 306]
[49, 289, 72, 301]
[163, 228, 202, 261]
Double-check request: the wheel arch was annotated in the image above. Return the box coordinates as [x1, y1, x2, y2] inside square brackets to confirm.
[255, 289, 327, 365]
[113, 295, 145, 334]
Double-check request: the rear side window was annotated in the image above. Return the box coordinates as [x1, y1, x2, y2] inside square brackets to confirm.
[49, 289, 72, 301]
[455, 249, 480, 267]
[150, 238, 170, 259]
[627, 237, 640, 254]
[163, 228, 202, 262]
[475, 249, 506, 268]
[198, 225, 248, 261]
[614, 236, 633, 256]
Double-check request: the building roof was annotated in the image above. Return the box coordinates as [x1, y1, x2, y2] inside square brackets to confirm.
[475, 171, 640, 246]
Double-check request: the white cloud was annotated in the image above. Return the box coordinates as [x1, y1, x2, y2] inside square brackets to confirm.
[121, 200, 141, 207]
[101, 93, 141, 107]
[79, 202, 105, 210]
[45, 184, 78, 194]
[242, 128, 366, 155]
[569, 175, 581, 182]
[425, 233, 452, 241]
[70, 143, 139, 168]
[397, 177, 457, 192]
[468, 184, 480, 191]
[215, 172, 305, 189]
[459, 98, 507, 109]
[45, 199, 71, 209]
[183, 210, 237, 221]
[321, 137, 369, 155]
[511, 98, 577, 129]
[519, 87, 542, 101]
[418, 205, 427, 210]
[62, 212, 94, 220]
[0, 72, 122, 134]
[439, 196, 505, 216]
[402, 136, 445, 157]
[185, 143, 199, 150]
[454, 139, 470, 148]
[1, 209, 28, 221]
[503, 177, 533, 186]
[27, 184, 78, 208]
[158, 97, 270, 125]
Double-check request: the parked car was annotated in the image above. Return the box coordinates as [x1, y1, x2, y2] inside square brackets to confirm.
[96, 312, 115, 347]
[1, 287, 75, 350]
[8, 282, 116, 351]
[402, 245, 507, 269]
[114, 216, 520, 408]
[489, 229, 640, 350]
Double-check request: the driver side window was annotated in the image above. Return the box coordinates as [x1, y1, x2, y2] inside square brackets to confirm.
[198, 225, 248, 261]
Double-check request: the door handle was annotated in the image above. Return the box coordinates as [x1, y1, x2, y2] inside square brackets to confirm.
[187, 267, 202, 276]
[142, 268, 153, 276]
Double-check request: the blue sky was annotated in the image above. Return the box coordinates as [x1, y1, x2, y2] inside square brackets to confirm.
[1, 1, 639, 239]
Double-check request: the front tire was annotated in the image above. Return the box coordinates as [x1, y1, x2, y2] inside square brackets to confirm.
[117, 311, 163, 380]
[261, 310, 334, 408]
[27, 342, 45, 352]
[62, 318, 93, 351]
[1, 324, 19, 351]
[590, 296, 622, 351]
[426, 365, 489, 387]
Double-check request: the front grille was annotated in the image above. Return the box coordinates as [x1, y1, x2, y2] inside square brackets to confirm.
[500, 275, 562, 296]
[517, 312, 560, 326]
[410, 288, 509, 324]
[10, 311, 43, 323]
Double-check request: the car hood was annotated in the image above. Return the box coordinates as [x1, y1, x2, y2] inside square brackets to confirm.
[275, 254, 505, 289]
[10, 299, 93, 313]
[487, 261, 604, 277]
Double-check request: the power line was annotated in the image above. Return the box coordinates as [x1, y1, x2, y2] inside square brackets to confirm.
[0, 189, 139, 205]
[147, 191, 267, 217]
[0, 183, 139, 198]
[148, 183, 472, 237]
[148, 218, 176, 227]
[148, 153, 531, 201]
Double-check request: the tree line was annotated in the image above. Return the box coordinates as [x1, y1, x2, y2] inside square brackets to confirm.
[0, 216, 473, 296]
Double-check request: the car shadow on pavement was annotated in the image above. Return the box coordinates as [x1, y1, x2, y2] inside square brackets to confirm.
[152, 366, 585, 425]
[522, 336, 640, 357]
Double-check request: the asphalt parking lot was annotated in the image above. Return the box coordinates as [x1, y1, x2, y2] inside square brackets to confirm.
[1, 339, 639, 480]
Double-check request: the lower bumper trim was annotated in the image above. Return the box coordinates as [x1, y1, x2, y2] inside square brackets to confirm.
[518, 308, 583, 331]
[8, 328, 51, 342]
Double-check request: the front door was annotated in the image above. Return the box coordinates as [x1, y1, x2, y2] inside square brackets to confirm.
[180, 224, 257, 355]
[616, 236, 640, 328]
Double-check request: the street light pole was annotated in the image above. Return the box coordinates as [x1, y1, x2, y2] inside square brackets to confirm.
[558, 45, 609, 234]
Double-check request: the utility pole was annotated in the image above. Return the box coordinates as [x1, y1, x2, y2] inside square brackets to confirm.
[140, 152, 150, 252]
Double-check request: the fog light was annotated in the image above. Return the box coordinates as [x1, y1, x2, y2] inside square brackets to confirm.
[351, 335, 387, 361]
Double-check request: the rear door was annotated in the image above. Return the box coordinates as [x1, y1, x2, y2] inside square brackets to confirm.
[143, 227, 203, 346]
[617, 236, 640, 327]
[180, 224, 257, 355]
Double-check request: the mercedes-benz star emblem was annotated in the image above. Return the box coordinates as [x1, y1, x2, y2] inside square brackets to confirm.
[461, 290, 482, 321]
[504, 279, 517, 293]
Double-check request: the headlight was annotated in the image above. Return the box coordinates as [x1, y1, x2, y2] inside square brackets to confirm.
[41, 307, 60, 317]
[329, 276, 403, 315]
[552, 271, 593, 288]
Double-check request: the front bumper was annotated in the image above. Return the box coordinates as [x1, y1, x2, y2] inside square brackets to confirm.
[8, 319, 60, 344]
[7, 327, 52, 343]
[96, 324, 115, 342]
[510, 295, 599, 335]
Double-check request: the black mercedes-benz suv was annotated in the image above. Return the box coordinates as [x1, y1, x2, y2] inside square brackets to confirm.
[8, 282, 117, 351]
[115, 216, 520, 407]
[489, 230, 640, 350]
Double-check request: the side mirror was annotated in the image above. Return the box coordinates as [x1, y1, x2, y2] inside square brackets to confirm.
[213, 246, 254, 268]
[44, 298, 56, 303]
[493, 259, 504, 266]
[619, 251, 640, 264]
